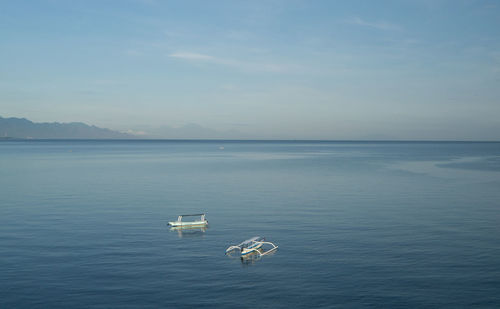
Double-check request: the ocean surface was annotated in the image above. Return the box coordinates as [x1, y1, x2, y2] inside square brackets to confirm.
[1, 140, 499, 308]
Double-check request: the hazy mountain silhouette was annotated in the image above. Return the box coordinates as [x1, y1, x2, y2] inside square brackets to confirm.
[0, 116, 131, 139]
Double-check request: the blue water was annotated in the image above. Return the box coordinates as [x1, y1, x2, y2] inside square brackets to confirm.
[1, 140, 499, 308]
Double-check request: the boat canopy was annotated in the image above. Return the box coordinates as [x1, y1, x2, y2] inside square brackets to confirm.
[176, 214, 206, 222]
[238, 237, 264, 248]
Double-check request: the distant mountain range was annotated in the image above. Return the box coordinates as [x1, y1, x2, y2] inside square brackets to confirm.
[0, 116, 132, 139]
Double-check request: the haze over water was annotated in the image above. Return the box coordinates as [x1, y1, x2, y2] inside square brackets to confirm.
[1, 140, 499, 308]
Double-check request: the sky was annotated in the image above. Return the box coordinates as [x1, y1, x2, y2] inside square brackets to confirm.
[1, 0, 499, 140]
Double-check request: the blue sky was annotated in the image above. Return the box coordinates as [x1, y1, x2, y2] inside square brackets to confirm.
[1, 0, 499, 139]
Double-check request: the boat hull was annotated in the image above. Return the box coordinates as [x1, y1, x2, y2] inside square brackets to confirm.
[241, 243, 263, 256]
[168, 220, 208, 228]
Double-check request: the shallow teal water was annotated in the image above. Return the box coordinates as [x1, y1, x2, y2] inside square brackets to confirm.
[1, 140, 499, 308]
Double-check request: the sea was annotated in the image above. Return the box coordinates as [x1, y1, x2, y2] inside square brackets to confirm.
[1, 140, 499, 308]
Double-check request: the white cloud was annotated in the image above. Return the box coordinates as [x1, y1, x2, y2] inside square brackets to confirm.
[345, 17, 402, 31]
[169, 52, 214, 60]
[125, 49, 143, 56]
[93, 79, 126, 86]
[168, 51, 294, 73]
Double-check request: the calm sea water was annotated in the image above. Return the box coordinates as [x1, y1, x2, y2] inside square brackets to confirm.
[1, 140, 499, 308]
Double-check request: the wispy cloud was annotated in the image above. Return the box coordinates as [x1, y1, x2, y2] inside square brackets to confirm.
[169, 52, 214, 61]
[168, 52, 293, 73]
[125, 49, 143, 56]
[134, 0, 158, 6]
[345, 17, 402, 31]
[93, 79, 126, 86]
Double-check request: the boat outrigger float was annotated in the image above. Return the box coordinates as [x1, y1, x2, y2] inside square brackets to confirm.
[225, 237, 278, 257]
[168, 214, 208, 228]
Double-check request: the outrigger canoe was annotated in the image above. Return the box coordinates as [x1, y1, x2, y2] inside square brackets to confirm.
[225, 236, 278, 257]
[168, 213, 208, 228]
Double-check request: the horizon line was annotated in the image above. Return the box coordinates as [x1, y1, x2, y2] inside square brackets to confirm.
[1, 137, 499, 143]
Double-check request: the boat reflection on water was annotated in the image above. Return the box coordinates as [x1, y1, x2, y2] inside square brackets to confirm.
[169, 226, 208, 238]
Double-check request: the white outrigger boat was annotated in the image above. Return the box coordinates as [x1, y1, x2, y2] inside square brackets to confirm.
[168, 214, 208, 228]
[225, 237, 278, 257]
